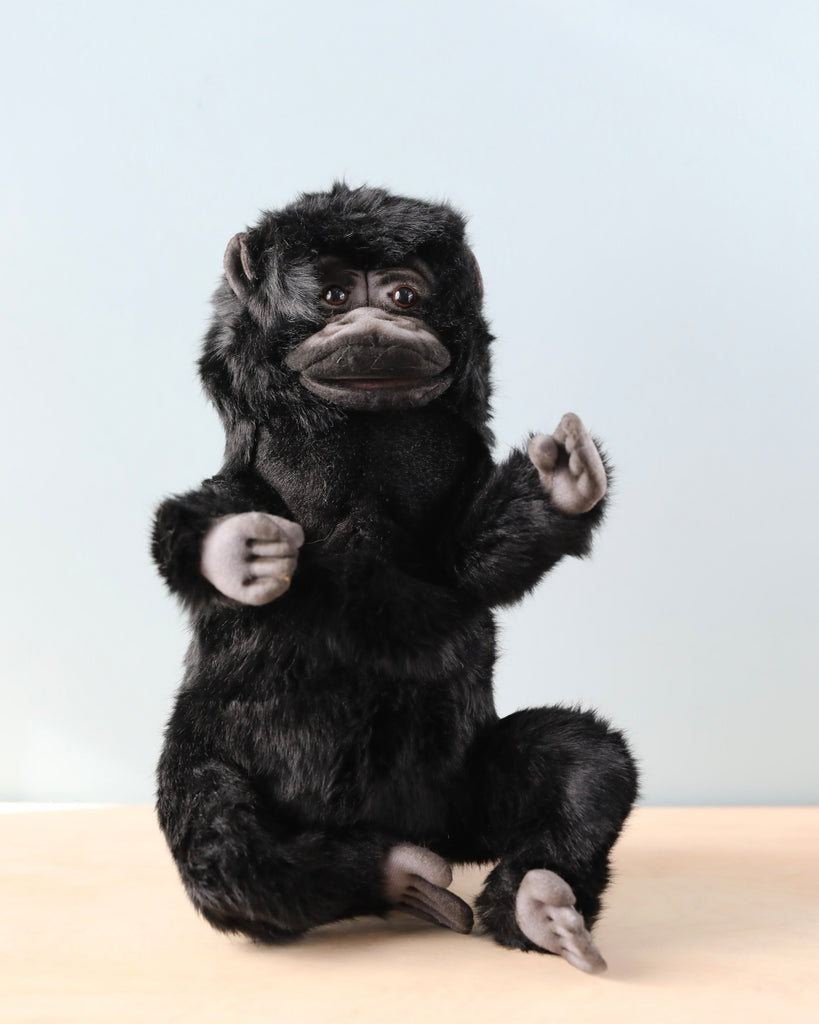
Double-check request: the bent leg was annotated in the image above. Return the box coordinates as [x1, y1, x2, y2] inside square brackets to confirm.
[452, 706, 638, 968]
[157, 755, 395, 942]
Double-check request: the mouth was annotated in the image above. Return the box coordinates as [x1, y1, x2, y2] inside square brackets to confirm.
[298, 370, 453, 408]
[321, 376, 429, 390]
[285, 310, 453, 409]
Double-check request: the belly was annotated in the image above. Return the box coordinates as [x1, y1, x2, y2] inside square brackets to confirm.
[192, 590, 497, 832]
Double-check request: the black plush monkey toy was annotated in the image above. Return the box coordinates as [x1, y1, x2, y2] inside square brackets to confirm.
[152, 183, 637, 974]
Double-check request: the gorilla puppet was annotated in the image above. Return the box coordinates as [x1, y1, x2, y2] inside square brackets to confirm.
[152, 183, 638, 974]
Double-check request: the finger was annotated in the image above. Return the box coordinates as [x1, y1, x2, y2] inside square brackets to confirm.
[581, 441, 607, 485]
[409, 876, 474, 934]
[247, 540, 297, 559]
[244, 556, 297, 580]
[549, 905, 586, 933]
[396, 899, 440, 928]
[574, 473, 595, 501]
[573, 444, 607, 493]
[386, 844, 452, 889]
[241, 513, 305, 548]
[561, 936, 608, 975]
[528, 434, 560, 473]
[553, 412, 583, 448]
[241, 576, 291, 605]
[268, 516, 305, 548]
[399, 888, 474, 934]
[241, 511, 286, 539]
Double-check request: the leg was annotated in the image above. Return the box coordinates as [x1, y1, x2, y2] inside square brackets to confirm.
[453, 706, 638, 971]
[157, 756, 395, 942]
[157, 755, 473, 942]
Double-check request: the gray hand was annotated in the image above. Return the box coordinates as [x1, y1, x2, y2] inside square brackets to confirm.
[528, 412, 607, 515]
[383, 843, 474, 934]
[200, 512, 304, 606]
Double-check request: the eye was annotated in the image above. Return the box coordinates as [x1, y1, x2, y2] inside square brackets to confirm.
[323, 285, 348, 306]
[392, 285, 417, 308]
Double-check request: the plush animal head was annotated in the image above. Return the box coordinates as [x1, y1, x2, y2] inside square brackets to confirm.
[199, 183, 493, 443]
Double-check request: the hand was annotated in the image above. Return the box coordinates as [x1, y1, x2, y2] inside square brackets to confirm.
[200, 512, 304, 606]
[528, 412, 607, 515]
[382, 843, 474, 934]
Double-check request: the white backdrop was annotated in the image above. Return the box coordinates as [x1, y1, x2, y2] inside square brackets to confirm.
[1, 1, 816, 803]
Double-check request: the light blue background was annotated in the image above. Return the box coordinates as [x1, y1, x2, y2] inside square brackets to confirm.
[2, 1, 816, 803]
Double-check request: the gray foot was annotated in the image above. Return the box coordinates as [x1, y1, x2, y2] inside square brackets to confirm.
[515, 869, 607, 974]
[383, 843, 474, 934]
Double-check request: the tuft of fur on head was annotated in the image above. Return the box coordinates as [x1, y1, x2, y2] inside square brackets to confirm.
[199, 183, 495, 450]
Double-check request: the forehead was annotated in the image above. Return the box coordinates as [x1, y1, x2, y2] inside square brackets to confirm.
[317, 254, 434, 287]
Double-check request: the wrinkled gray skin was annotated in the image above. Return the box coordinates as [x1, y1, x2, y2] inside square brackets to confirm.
[516, 870, 608, 974]
[382, 843, 474, 933]
[200, 512, 304, 607]
[528, 412, 608, 516]
[284, 257, 453, 411]
[285, 305, 452, 410]
[198, 255, 609, 971]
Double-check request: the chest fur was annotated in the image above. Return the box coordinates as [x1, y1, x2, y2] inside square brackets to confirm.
[256, 411, 484, 547]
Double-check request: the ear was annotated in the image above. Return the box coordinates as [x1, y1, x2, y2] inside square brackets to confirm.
[223, 232, 255, 299]
[468, 248, 484, 300]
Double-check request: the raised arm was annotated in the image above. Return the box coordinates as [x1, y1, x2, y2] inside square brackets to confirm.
[448, 414, 610, 608]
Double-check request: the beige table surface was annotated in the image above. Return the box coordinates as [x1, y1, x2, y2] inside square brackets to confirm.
[1, 806, 817, 1023]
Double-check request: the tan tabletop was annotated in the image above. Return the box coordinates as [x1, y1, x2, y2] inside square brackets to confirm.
[1, 806, 817, 1023]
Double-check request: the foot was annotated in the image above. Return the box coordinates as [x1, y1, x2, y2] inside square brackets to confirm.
[515, 869, 607, 974]
[383, 843, 474, 934]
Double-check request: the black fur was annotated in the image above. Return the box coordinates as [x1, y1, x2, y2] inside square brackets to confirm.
[152, 183, 638, 948]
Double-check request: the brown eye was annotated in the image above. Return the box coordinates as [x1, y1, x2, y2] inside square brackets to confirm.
[323, 286, 348, 306]
[392, 285, 417, 308]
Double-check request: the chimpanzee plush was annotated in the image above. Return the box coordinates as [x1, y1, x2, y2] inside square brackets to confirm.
[152, 183, 638, 974]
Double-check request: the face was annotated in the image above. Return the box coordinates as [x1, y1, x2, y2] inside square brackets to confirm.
[317, 256, 432, 317]
[284, 256, 453, 411]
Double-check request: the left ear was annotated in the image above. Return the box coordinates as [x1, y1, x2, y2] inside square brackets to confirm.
[468, 248, 484, 300]
[223, 232, 255, 300]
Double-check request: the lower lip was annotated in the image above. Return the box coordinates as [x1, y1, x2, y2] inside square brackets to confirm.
[321, 378, 427, 390]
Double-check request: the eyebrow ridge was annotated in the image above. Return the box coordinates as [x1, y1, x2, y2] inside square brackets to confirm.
[368, 265, 432, 288]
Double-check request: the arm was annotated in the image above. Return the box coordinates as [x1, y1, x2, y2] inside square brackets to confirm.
[449, 413, 610, 608]
[151, 469, 301, 612]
